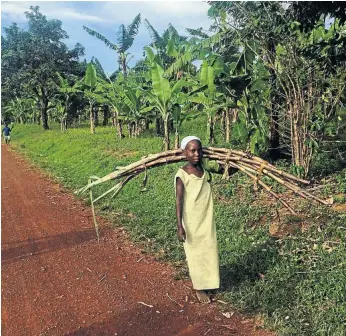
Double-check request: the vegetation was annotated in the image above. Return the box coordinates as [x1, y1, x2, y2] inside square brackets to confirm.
[2, 2, 346, 335]
[1, 6, 85, 130]
[2, 3, 345, 177]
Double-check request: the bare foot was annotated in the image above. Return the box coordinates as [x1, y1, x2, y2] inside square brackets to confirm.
[196, 290, 211, 303]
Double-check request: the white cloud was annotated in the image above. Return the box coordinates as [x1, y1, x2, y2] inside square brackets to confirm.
[1, 1, 211, 33]
[1, 2, 31, 22]
[98, 1, 212, 33]
[60, 11, 106, 23]
[1, 1, 107, 23]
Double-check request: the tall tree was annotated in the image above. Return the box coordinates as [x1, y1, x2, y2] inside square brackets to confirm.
[83, 14, 141, 77]
[1, 6, 85, 130]
[142, 47, 192, 150]
[55, 72, 81, 131]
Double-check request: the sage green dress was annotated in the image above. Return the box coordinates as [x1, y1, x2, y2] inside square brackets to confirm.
[174, 162, 220, 290]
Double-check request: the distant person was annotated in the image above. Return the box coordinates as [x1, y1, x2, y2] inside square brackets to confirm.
[174, 136, 220, 303]
[2, 124, 11, 145]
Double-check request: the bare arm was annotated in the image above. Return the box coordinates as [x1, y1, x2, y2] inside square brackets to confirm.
[175, 177, 186, 242]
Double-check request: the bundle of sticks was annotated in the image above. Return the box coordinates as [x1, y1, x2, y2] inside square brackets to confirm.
[78, 147, 331, 219]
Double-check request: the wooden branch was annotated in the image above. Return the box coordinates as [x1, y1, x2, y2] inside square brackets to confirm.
[77, 147, 330, 216]
[217, 160, 297, 214]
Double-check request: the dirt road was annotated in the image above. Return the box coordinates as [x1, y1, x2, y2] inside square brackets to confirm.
[1, 144, 274, 336]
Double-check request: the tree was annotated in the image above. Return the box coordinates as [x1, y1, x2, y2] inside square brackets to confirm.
[144, 20, 188, 72]
[83, 14, 141, 77]
[55, 72, 81, 131]
[47, 100, 67, 131]
[141, 47, 191, 150]
[1, 6, 85, 130]
[83, 63, 101, 134]
[207, 1, 285, 157]
[204, 2, 346, 175]
[288, 1, 346, 31]
[189, 60, 223, 145]
[4, 98, 32, 124]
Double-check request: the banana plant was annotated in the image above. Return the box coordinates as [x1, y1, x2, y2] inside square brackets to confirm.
[189, 60, 224, 144]
[55, 72, 81, 131]
[190, 93, 222, 145]
[227, 45, 270, 155]
[164, 39, 202, 78]
[121, 85, 155, 138]
[47, 100, 68, 132]
[172, 104, 181, 149]
[83, 62, 101, 134]
[99, 73, 131, 139]
[4, 97, 34, 124]
[144, 20, 186, 70]
[141, 47, 192, 150]
[25, 99, 40, 124]
[83, 14, 141, 77]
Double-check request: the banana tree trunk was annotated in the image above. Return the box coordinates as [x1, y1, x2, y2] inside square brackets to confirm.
[128, 123, 132, 138]
[118, 121, 124, 138]
[121, 53, 127, 77]
[103, 105, 109, 126]
[174, 130, 179, 149]
[155, 116, 163, 136]
[134, 121, 139, 138]
[163, 113, 170, 151]
[36, 86, 49, 130]
[61, 117, 67, 132]
[90, 102, 95, 134]
[128, 122, 136, 138]
[112, 112, 117, 128]
[225, 108, 236, 143]
[41, 98, 49, 130]
[221, 110, 226, 140]
[207, 116, 215, 145]
[94, 106, 99, 127]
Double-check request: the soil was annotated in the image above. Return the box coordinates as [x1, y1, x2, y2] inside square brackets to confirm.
[1, 144, 275, 336]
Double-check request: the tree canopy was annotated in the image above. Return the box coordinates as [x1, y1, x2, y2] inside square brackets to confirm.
[1, 6, 85, 129]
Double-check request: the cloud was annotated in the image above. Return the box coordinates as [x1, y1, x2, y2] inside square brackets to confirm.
[60, 11, 106, 23]
[2, 1, 212, 35]
[1, 1, 107, 23]
[1, 2, 31, 22]
[98, 1, 212, 34]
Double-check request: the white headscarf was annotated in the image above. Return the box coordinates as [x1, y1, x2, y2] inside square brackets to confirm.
[180, 136, 201, 150]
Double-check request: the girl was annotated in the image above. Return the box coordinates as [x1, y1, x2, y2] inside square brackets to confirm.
[175, 136, 219, 303]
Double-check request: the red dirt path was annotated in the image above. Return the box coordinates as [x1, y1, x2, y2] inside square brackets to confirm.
[1, 144, 275, 336]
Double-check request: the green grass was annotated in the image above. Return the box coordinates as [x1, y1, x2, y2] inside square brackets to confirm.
[9, 122, 346, 336]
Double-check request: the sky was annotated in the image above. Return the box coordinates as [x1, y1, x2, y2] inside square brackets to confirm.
[1, 1, 213, 75]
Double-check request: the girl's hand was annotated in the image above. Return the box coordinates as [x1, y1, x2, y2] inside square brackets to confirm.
[177, 226, 186, 242]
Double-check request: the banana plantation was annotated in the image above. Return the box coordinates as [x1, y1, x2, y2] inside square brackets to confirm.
[2, 3, 346, 177]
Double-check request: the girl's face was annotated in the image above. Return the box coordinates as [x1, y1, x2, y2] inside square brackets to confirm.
[183, 140, 202, 165]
